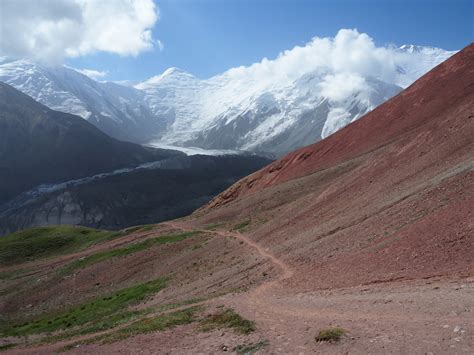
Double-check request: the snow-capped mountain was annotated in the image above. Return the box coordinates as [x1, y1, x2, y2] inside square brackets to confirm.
[138, 42, 455, 155]
[0, 33, 456, 156]
[0, 58, 163, 142]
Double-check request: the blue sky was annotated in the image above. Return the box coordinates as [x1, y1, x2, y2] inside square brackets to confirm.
[65, 0, 473, 81]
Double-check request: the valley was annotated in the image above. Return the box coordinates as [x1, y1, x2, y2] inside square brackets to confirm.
[0, 42, 472, 354]
[0, 83, 271, 234]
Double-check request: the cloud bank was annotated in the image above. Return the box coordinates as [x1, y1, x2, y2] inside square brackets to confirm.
[0, 0, 159, 63]
[226, 29, 397, 83]
[223, 29, 451, 98]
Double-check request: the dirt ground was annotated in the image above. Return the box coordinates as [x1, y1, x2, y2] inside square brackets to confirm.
[6, 222, 473, 354]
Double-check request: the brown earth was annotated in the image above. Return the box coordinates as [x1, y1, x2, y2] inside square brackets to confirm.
[1, 45, 473, 353]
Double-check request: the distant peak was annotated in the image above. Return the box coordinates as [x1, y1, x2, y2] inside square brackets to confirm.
[399, 44, 423, 53]
[134, 67, 196, 89]
[399, 44, 446, 54]
[161, 67, 191, 77]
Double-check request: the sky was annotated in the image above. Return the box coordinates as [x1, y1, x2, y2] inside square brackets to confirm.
[1, 0, 472, 81]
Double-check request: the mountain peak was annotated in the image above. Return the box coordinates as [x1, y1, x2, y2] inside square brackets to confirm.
[161, 67, 191, 77]
[399, 44, 423, 53]
[134, 67, 197, 90]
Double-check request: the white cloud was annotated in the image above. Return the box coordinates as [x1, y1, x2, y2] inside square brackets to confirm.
[222, 28, 448, 102]
[225, 29, 397, 83]
[319, 73, 369, 102]
[0, 0, 159, 63]
[74, 68, 108, 80]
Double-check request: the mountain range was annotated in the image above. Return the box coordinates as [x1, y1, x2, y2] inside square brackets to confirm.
[1, 43, 471, 354]
[0, 83, 270, 234]
[0, 44, 455, 156]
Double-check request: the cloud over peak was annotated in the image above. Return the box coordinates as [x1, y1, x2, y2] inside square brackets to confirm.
[73, 67, 109, 80]
[0, 0, 159, 63]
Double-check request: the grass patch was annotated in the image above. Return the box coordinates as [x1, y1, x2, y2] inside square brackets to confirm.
[100, 306, 199, 343]
[315, 327, 346, 342]
[0, 267, 31, 280]
[0, 226, 121, 266]
[62, 231, 201, 274]
[234, 339, 269, 354]
[151, 297, 205, 313]
[41, 297, 205, 345]
[121, 224, 158, 234]
[63, 307, 199, 350]
[0, 343, 16, 351]
[138, 224, 157, 232]
[40, 309, 146, 344]
[200, 308, 255, 334]
[2, 277, 169, 337]
[232, 220, 251, 231]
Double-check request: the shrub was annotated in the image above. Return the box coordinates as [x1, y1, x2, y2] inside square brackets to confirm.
[315, 327, 346, 342]
[200, 308, 255, 334]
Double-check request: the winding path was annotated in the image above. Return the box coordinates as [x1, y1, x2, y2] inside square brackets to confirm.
[162, 221, 294, 294]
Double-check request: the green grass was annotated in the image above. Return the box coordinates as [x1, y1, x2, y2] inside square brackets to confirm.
[41, 297, 205, 345]
[232, 220, 251, 231]
[200, 308, 255, 334]
[100, 306, 199, 343]
[62, 307, 200, 350]
[0, 267, 31, 280]
[62, 231, 201, 274]
[234, 340, 269, 354]
[40, 309, 147, 344]
[0, 226, 121, 266]
[0, 343, 16, 351]
[2, 277, 169, 337]
[138, 224, 157, 232]
[315, 327, 346, 342]
[151, 297, 205, 313]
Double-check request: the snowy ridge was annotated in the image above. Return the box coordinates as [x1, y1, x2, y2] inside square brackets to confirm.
[0, 30, 456, 156]
[135, 31, 455, 155]
[0, 59, 162, 142]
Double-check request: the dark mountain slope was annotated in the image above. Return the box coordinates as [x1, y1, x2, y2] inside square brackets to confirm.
[0, 82, 180, 204]
[0, 154, 270, 234]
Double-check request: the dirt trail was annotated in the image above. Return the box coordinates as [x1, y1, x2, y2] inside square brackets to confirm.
[162, 222, 294, 293]
[161, 222, 474, 354]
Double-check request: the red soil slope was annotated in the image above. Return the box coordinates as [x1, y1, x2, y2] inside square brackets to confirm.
[205, 43, 474, 208]
[196, 43, 474, 289]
